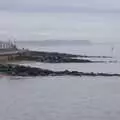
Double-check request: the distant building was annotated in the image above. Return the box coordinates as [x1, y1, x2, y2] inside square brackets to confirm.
[0, 41, 17, 50]
[0, 41, 18, 62]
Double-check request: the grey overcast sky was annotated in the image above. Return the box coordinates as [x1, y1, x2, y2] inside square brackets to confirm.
[0, 0, 120, 41]
[0, 0, 120, 12]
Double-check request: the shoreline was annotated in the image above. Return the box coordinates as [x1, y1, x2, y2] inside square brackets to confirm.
[0, 49, 118, 78]
[0, 64, 120, 77]
[14, 50, 113, 63]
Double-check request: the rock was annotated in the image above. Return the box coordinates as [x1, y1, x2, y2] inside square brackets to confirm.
[0, 64, 120, 77]
[16, 50, 110, 63]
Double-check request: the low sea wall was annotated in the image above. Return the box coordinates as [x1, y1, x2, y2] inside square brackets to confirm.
[0, 54, 19, 62]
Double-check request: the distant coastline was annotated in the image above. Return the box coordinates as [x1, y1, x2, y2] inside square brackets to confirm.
[17, 40, 91, 46]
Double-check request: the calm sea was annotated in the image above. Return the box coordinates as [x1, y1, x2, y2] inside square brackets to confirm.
[0, 42, 120, 120]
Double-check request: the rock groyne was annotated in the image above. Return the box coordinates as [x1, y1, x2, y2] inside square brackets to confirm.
[0, 64, 120, 77]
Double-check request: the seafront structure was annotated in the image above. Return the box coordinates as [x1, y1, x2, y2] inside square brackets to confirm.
[0, 41, 17, 49]
[0, 41, 19, 62]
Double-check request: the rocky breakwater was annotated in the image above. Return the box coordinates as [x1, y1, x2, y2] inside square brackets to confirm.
[0, 64, 120, 77]
[16, 50, 107, 63]
[28, 51, 112, 58]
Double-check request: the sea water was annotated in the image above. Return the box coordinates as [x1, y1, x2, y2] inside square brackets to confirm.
[0, 43, 120, 120]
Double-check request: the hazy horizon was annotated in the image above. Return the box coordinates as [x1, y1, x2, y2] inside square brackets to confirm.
[0, 0, 120, 42]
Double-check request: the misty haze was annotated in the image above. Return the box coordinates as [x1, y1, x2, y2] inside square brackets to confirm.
[0, 0, 120, 120]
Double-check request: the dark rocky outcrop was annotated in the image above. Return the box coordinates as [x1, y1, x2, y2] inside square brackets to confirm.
[0, 64, 120, 77]
[16, 55, 93, 63]
[16, 50, 108, 63]
[25, 51, 112, 59]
